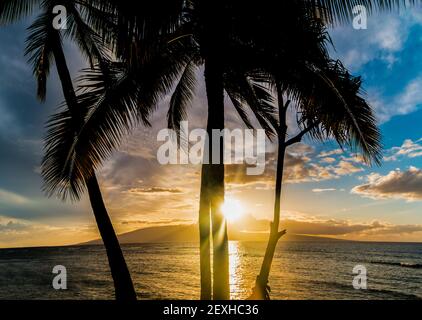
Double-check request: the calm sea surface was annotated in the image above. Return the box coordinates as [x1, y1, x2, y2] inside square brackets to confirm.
[0, 241, 421, 300]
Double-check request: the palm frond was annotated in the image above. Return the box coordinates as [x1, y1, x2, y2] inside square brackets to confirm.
[64, 2, 110, 69]
[0, 0, 40, 24]
[24, 11, 56, 101]
[43, 45, 192, 198]
[42, 62, 138, 200]
[168, 59, 197, 134]
[294, 60, 382, 165]
[80, 0, 185, 62]
[42, 107, 85, 201]
[301, 0, 415, 25]
[224, 72, 277, 140]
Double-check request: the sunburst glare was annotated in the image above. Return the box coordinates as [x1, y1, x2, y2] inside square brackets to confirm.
[221, 197, 244, 222]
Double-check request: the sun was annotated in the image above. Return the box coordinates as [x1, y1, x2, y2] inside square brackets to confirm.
[221, 198, 244, 222]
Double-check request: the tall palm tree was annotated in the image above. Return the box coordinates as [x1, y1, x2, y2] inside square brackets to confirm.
[232, 1, 383, 299]
[43, 0, 280, 300]
[0, 0, 136, 300]
[229, 0, 414, 300]
[113, 0, 413, 300]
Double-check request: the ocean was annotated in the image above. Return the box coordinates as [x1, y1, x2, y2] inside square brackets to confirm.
[0, 241, 421, 300]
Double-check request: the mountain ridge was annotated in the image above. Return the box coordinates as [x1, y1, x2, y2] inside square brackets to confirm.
[81, 223, 351, 245]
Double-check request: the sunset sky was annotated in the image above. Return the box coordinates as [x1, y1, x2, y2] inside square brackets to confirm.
[2, 9, 422, 247]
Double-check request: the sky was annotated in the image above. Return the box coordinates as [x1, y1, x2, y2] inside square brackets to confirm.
[2, 8, 422, 247]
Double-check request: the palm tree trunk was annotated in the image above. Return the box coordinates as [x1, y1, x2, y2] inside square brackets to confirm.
[204, 56, 230, 300]
[199, 164, 212, 300]
[250, 87, 287, 300]
[51, 30, 136, 300]
[251, 144, 286, 299]
[86, 176, 137, 300]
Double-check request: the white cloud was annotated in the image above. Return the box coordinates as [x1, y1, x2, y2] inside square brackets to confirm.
[329, 11, 420, 71]
[395, 78, 422, 115]
[384, 138, 422, 161]
[352, 166, 422, 201]
[317, 149, 343, 158]
[329, 9, 422, 123]
[333, 160, 364, 176]
[312, 188, 336, 193]
[371, 16, 404, 51]
[368, 77, 422, 123]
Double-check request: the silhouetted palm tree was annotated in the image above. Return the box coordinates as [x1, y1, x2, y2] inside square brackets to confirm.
[251, 62, 382, 299]
[43, 1, 279, 300]
[0, 0, 136, 300]
[239, 3, 383, 299]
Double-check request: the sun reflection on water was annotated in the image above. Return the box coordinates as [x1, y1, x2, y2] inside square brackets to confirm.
[229, 241, 244, 300]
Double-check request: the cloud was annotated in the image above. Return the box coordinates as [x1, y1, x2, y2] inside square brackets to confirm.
[120, 218, 192, 226]
[282, 219, 380, 235]
[226, 144, 365, 189]
[329, 10, 422, 123]
[126, 187, 184, 195]
[317, 149, 343, 158]
[396, 77, 422, 114]
[320, 157, 336, 164]
[0, 189, 30, 206]
[341, 153, 366, 164]
[384, 138, 422, 161]
[232, 214, 422, 241]
[0, 220, 28, 232]
[312, 188, 336, 193]
[225, 147, 324, 188]
[370, 78, 422, 123]
[0, 100, 21, 137]
[329, 11, 420, 71]
[332, 160, 364, 176]
[0, 215, 98, 248]
[352, 166, 422, 200]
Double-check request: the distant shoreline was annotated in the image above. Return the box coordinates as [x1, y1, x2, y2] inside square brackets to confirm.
[1, 238, 421, 251]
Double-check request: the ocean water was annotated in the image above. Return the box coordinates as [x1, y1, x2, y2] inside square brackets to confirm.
[0, 241, 421, 300]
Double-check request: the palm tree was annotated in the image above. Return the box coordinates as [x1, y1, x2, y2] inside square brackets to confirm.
[251, 62, 382, 299]
[235, 2, 383, 299]
[229, 0, 420, 300]
[43, 1, 279, 300]
[0, 0, 136, 300]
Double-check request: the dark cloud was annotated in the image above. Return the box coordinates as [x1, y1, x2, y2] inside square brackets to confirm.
[0, 22, 93, 223]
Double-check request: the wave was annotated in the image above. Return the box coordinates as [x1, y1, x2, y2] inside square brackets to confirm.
[310, 279, 422, 300]
[371, 261, 422, 269]
[366, 288, 422, 300]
